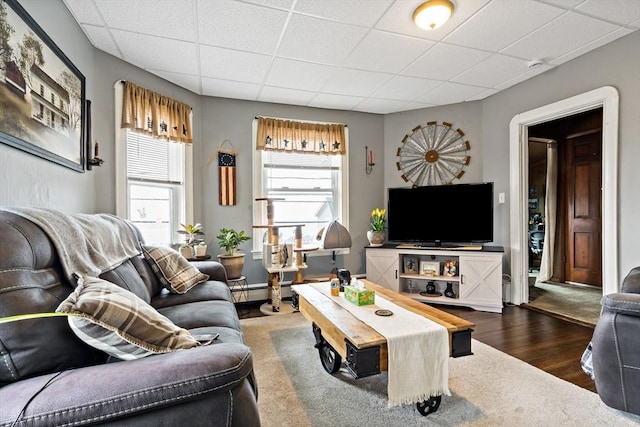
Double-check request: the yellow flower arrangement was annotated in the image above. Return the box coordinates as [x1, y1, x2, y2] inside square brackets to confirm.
[370, 208, 386, 232]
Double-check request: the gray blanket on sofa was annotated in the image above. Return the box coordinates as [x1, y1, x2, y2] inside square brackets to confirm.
[4, 207, 141, 282]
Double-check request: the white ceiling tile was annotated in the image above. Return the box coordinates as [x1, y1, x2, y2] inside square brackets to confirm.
[466, 88, 499, 101]
[149, 71, 201, 94]
[402, 43, 492, 80]
[111, 30, 198, 74]
[258, 86, 317, 106]
[502, 11, 621, 61]
[63, 0, 105, 25]
[201, 77, 261, 100]
[276, 14, 368, 65]
[495, 64, 553, 90]
[550, 27, 636, 65]
[266, 59, 337, 92]
[307, 93, 365, 110]
[444, 0, 565, 51]
[197, 0, 288, 55]
[241, 0, 295, 11]
[576, 0, 640, 26]
[372, 75, 442, 101]
[322, 69, 393, 97]
[452, 54, 529, 88]
[538, 0, 586, 9]
[353, 98, 408, 114]
[396, 101, 437, 112]
[95, 0, 196, 42]
[83, 25, 120, 58]
[200, 46, 271, 83]
[294, 0, 394, 26]
[343, 31, 434, 74]
[417, 82, 487, 105]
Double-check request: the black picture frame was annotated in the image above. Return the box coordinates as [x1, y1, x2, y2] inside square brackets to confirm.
[0, 0, 86, 172]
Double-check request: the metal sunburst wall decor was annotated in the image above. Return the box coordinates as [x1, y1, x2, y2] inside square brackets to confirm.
[396, 121, 470, 186]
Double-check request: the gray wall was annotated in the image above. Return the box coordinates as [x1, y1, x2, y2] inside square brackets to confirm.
[0, 0, 96, 212]
[4, 1, 638, 286]
[382, 30, 639, 280]
[199, 97, 384, 281]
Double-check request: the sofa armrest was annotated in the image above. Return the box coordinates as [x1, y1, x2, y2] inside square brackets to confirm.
[601, 293, 640, 317]
[191, 260, 228, 283]
[621, 266, 640, 294]
[0, 343, 256, 426]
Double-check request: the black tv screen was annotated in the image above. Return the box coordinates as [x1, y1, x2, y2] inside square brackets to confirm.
[387, 182, 494, 245]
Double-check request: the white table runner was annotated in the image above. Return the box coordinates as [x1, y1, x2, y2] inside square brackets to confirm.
[310, 283, 450, 407]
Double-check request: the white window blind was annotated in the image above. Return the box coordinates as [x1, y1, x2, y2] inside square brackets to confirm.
[126, 132, 183, 184]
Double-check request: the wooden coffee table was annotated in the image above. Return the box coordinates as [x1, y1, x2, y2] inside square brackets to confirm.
[291, 279, 475, 416]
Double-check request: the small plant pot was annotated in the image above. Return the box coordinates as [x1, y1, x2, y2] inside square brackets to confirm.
[180, 246, 193, 259]
[195, 245, 207, 257]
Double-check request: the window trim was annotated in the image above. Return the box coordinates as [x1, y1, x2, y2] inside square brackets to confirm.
[251, 118, 349, 259]
[114, 81, 194, 243]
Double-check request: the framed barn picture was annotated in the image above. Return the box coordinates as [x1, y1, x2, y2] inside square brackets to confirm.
[0, 0, 86, 172]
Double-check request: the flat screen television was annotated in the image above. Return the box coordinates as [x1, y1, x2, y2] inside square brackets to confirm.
[387, 182, 494, 246]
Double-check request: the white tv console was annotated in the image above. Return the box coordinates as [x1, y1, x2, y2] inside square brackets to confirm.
[365, 245, 504, 313]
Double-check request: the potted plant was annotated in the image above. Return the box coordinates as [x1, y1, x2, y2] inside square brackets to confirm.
[367, 208, 386, 247]
[216, 228, 251, 279]
[177, 223, 204, 246]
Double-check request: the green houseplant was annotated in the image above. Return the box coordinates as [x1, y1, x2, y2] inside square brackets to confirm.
[216, 228, 251, 279]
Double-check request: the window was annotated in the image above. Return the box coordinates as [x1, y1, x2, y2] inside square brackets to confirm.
[125, 131, 185, 245]
[252, 120, 349, 256]
[114, 82, 193, 246]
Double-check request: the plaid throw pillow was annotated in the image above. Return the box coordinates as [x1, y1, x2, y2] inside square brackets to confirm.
[56, 276, 201, 360]
[143, 245, 209, 294]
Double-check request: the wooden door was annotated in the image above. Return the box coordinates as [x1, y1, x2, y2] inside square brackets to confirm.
[564, 129, 602, 286]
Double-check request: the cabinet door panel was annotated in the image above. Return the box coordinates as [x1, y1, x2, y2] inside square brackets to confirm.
[459, 255, 502, 305]
[365, 250, 399, 292]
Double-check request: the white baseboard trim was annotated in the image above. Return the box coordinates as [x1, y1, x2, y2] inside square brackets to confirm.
[230, 274, 366, 303]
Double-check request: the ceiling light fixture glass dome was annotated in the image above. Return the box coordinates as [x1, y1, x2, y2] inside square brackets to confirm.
[413, 0, 455, 30]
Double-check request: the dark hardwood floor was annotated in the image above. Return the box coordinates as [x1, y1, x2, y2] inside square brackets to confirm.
[237, 300, 597, 393]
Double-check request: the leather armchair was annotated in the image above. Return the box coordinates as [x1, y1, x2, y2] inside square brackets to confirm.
[591, 266, 640, 415]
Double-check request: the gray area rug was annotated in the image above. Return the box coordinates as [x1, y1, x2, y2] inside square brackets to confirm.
[242, 312, 640, 427]
[526, 281, 602, 326]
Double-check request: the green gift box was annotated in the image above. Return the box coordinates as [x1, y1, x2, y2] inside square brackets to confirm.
[344, 285, 375, 306]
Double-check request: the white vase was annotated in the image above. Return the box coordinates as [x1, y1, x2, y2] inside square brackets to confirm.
[367, 230, 385, 247]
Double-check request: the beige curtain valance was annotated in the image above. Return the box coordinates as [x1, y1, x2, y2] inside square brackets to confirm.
[256, 116, 346, 155]
[121, 81, 193, 144]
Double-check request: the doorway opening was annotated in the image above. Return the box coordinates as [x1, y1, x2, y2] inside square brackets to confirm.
[508, 86, 619, 306]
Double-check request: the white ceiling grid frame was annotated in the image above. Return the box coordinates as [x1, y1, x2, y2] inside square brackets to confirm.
[61, 0, 640, 114]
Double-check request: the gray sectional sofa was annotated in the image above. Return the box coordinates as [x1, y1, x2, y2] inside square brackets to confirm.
[0, 209, 260, 426]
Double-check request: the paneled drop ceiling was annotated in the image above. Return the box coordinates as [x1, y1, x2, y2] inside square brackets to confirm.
[62, 0, 639, 114]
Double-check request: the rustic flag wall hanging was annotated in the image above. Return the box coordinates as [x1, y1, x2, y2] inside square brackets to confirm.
[218, 140, 237, 206]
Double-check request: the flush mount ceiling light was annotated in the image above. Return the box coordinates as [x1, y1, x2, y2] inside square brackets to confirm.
[413, 0, 455, 30]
